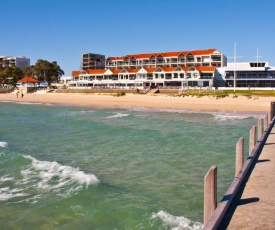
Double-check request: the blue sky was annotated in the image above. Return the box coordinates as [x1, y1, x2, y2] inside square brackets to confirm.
[1, 0, 275, 75]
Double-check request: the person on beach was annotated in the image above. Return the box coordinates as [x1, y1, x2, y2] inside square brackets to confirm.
[21, 89, 25, 98]
[16, 89, 19, 98]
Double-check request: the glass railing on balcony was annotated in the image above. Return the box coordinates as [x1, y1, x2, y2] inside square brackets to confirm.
[200, 76, 212, 79]
[143, 62, 156, 65]
[106, 63, 115, 66]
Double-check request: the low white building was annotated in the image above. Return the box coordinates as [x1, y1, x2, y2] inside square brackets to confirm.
[216, 61, 275, 88]
[60, 76, 73, 83]
[0, 56, 30, 69]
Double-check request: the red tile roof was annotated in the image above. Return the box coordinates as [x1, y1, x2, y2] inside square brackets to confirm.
[106, 57, 120, 61]
[72, 71, 81, 76]
[160, 67, 177, 72]
[178, 66, 190, 71]
[124, 68, 139, 73]
[143, 67, 157, 73]
[162, 52, 183, 57]
[85, 69, 106, 74]
[194, 66, 216, 72]
[107, 48, 218, 60]
[110, 69, 122, 74]
[18, 76, 39, 83]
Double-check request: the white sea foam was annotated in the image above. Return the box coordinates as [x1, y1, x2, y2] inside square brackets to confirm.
[213, 113, 262, 121]
[0, 187, 28, 201]
[0, 142, 8, 148]
[70, 110, 95, 116]
[22, 155, 100, 190]
[107, 112, 129, 119]
[70, 205, 89, 216]
[152, 210, 203, 230]
[15, 102, 43, 105]
[0, 175, 14, 183]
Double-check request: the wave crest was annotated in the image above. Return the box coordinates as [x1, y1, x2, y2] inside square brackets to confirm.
[0, 142, 8, 148]
[23, 155, 100, 189]
[107, 113, 129, 119]
[152, 210, 203, 230]
[0, 187, 28, 201]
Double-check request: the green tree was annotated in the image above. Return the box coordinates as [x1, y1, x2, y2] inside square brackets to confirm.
[34, 59, 64, 85]
[0, 60, 22, 86]
[22, 65, 35, 78]
[9, 66, 23, 86]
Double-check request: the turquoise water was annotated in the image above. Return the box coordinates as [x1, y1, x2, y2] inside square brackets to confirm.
[0, 101, 262, 229]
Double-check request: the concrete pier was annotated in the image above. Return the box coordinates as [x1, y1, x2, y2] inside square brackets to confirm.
[203, 105, 275, 229]
[226, 123, 275, 229]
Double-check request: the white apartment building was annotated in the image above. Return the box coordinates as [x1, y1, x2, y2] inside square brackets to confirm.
[106, 48, 227, 69]
[71, 48, 226, 89]
[0, 56, 30, 69]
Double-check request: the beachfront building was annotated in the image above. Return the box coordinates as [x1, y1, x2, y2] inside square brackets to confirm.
[71, 66, 217, 89]
[82, 53, 105, 70]
[0, 56, 30, 69]
[216, 61, 275, 88]
[106, 48, 226, 69]
[71, 48, 225, 89]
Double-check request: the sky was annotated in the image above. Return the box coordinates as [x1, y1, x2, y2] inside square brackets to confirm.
[1, 0, 275, 76]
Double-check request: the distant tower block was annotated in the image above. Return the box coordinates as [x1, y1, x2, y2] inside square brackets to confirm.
[82, 53, 105, 70]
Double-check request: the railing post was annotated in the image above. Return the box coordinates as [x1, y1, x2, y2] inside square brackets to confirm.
[258, 118, 263, 140]
[249, 126, 256, 155]
[264, 114, 268, 130]
[204, 166, 217, 225]
[270, 102, 275, 120]
[236, 137, 244, 176]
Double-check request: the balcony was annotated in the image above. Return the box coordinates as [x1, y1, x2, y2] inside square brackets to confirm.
[142, 61, 156, 65]
[201, 75, 212, 79]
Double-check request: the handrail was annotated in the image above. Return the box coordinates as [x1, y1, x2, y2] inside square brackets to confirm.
[203, 103, 275, 229]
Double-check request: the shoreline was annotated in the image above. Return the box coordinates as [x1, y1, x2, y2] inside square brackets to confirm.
[0, 92, 273, 115]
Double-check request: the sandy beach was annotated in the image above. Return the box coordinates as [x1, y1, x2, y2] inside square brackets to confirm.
[0, 92, 274, 114]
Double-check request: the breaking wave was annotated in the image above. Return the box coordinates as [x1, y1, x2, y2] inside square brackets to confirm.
[0, 187, 28, 201]
[213, 113, 261, 121]
[0, 142, 8, 148]
[152, 210, 203, 230]
[22, 155, 100, 189]
[0, 155, 100, 202]
[107, 112, 129, 119]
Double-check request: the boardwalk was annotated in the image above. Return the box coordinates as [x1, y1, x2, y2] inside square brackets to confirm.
[226, 124, 275, 229]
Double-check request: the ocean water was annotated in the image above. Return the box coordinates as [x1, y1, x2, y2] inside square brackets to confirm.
[0, 101, 263, 229]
